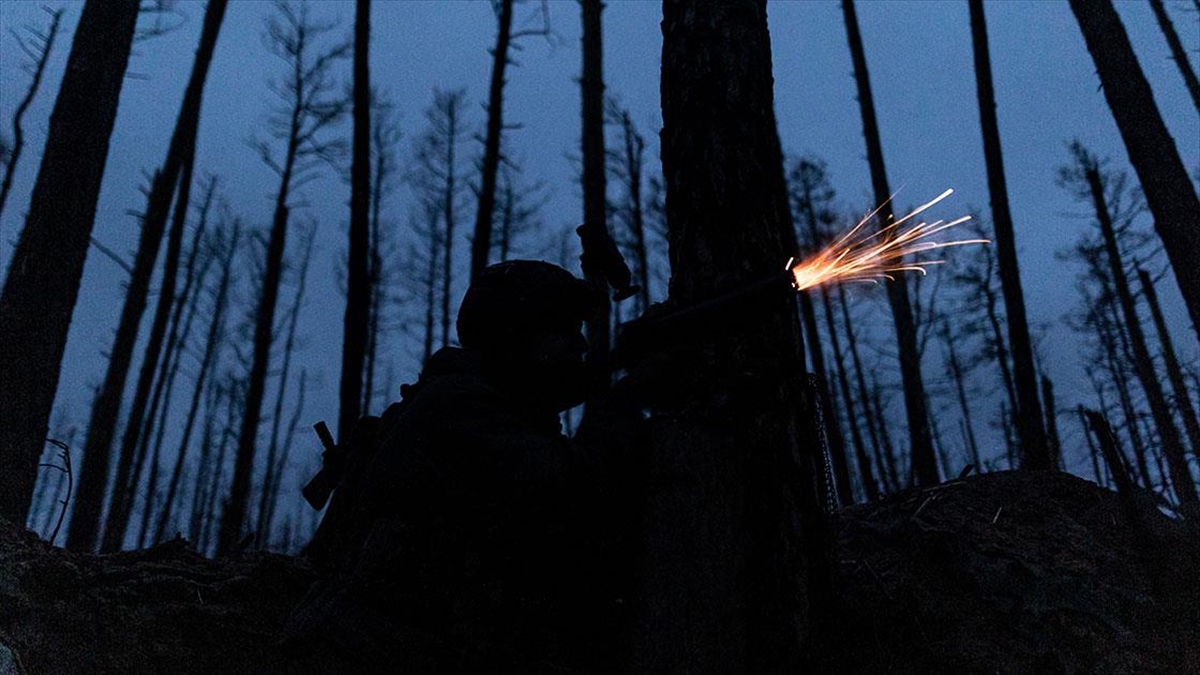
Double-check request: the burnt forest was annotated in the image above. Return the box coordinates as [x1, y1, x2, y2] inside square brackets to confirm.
[0, 0, 1198, 673]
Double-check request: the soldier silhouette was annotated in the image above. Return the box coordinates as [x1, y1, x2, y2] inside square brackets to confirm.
[284, 260, 645, 674]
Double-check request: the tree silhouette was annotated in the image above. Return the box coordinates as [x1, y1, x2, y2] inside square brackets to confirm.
[219, 1, 349, 555]
[0, 0, 140, 526]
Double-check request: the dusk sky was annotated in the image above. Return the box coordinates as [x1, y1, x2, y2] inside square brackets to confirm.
[1, 0, 1197, 531]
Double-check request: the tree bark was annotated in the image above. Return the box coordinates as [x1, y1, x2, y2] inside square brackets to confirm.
[0, 0, 139, 526]
[67, 0, 226, 550]
[338, 0, 371, 441]
[1083, 160, 1197, 506]
[1147, 0, 1200, 112]
[1138, 266, 1200, 459]
[969, 0, 1049, 469]
[1069, 0, 1200, 343]
[470, 0, 514, 281]
[639, 2, 814, 669]
[581, 0, 612, 399]
[841, 0, 938, 486]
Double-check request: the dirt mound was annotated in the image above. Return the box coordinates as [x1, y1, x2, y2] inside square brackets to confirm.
[831, 470, 1200, 674]
[0, 526, 312, 675]
[2, 470, 1196, 674]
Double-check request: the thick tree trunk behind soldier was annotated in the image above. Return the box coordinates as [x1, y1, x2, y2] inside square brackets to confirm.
[634, 1, 816, 671]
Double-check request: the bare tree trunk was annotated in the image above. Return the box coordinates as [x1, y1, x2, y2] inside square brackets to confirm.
[0, 7, 64, 219]
[423, 203, 440, 363]
[869, 375, 901, 490]
[1069, 0, 1200, 342]
[639, 2, 815, 669]
[67, 0, 226, 550]
[581, 0, 612, 401]
[980, 250, 1019, 449]
[257, 230, 315, 545]
[799, 293, 852, 501]
[219, 5, 348, 554]
[470, 0, 513, 281]
[828, 321, 878, 501]
[1095, 300, 1152, 487]
[137, 222, 218, 547]
[1137, 266, 1200, 459]
[942, 323, 982, 469]
[838, 286, 893, 491]
[1082, 156, 1197, 506]
[1082, 409, 1140, 520]
[0, 0, 139, 526]
[339, 0, 371, 441]
[101, 147, 200, 553]
[969, 0, 1049, 469]
[189, 379, 225, 544]
[1078, 405, 1105, 485]
[841, 0, 938, 486]
[438, 93, 464, 349]
[265, 369, 307, 547]
[620, 111, 651, 314]
[155, 224, 239, 544]
[1148, 0, 1200, 112]
[1041, 375, 1063, 470]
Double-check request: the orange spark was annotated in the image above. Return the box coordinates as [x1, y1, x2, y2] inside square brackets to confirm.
[788, 189, 987, 292]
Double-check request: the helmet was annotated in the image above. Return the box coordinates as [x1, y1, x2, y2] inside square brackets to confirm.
[456, 260, 601, 351]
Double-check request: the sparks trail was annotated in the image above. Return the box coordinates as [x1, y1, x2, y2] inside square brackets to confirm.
[788, 189, 987, 291]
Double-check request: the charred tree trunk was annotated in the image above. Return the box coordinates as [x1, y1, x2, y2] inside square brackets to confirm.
[257, 230, 315, 545]
[1042, 375, 1063, 471]
[155, 224, 238, 544]
[218, 6, 347, 554]
[839, 286, 893, 492]
[942, 323, 983, 470]
[137, 219, 217, 547]
[841, 0, 938, 486]
[101, 143, 201, 553]
[1069, 0, 1200, 342]
[1138, 266, 1200, 459]
[1083, 158, 1197, 506]
[470, 0, 514, 280]
[0, 8, 64, 219]
[0, 0, 139, 526]
[981, 250, 1018, 424]
[639, 2, 816, 669]
[798, 293, 853, 501]
[339, 0, 371, 441]
[1082, 409, 1140, 520]
[580, 0, 614, 402]
[968, 0, 1049, 469]
[67, 0, 226, 550]
[1147, 0, 1200, 112]
[618, 110, 652, 314]
[265, 369, 307, 547]
[1095, 299, 1152, 488]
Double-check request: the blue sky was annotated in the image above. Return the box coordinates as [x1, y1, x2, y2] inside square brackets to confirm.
[1, 0, 1197, 539]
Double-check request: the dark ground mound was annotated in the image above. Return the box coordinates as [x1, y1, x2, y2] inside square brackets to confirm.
[2, 470, 1197, 674]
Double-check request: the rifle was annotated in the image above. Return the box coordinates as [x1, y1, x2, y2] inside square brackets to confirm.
[301, 421, 341, 510]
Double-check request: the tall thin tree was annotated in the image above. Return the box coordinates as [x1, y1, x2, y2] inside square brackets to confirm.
[218, 2, 349, 554]
[1147, 0, 1200, 112]
[1069, 0, 1200, 342]
[67, 0, 227, 550]
[580, 0, 613, 399]
[1064, 143, 1197, 506]
[338, 0, 372, 441]
[968, 0, 1050, 468]
[1137, 265, 1200, 459]
[841, 0, 938, 486]
[0, 0, 140, 525]
[470, 0, 514, 280]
